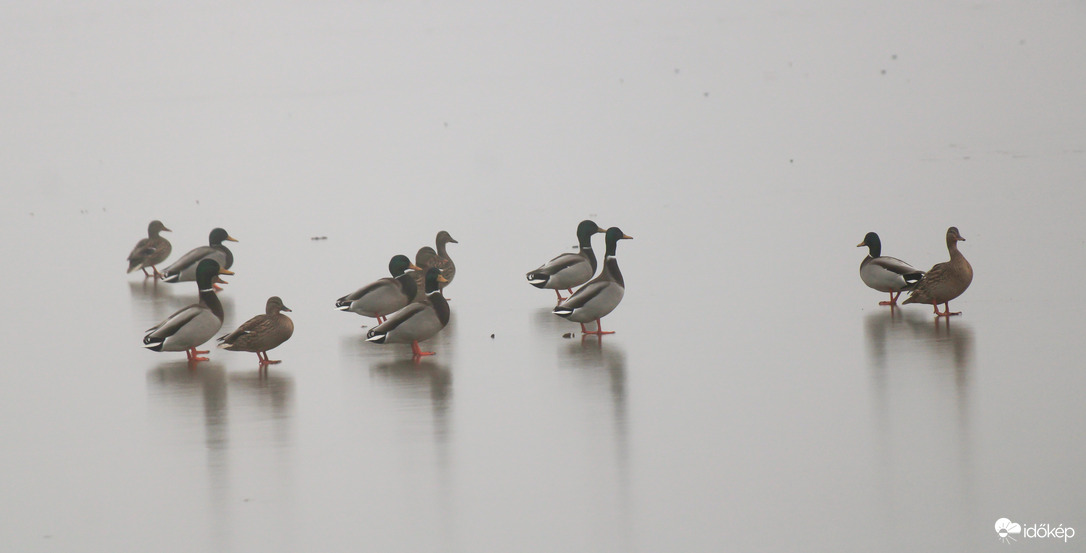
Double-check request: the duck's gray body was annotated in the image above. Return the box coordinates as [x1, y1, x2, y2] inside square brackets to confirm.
[554, 227, 631, 327]
[127, 220, 172, 274]
[336, 256, 418, 319]
[162, 228, 236, 283]
[857, 232, 923, 294]
[554, 257, 624, 323]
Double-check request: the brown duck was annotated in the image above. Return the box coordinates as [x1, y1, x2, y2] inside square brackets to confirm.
[127, 220, 172, 278]
[903, 227, 973, 317]
[217, 296, 294, 365]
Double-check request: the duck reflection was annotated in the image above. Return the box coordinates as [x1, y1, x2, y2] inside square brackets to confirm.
[128, 279, 178, 327]
[146, 361, 295, 547]
[559, 337, 628, 475]
[370, 358, 452, 439]
[560, 337, 628, 422]
[863, 309, 976, 525]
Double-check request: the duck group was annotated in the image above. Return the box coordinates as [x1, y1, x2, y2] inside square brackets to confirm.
[858, 226, 973, 317]
[132, 222, 293, 367]
[131, 218, 977, 369]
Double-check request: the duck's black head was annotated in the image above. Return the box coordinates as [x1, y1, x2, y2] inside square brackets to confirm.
[857, 232, 881, 257]
[209, 227, 239, 246]
[424, 267, 450, 294]
[576, 220, 606, 245]
[389, 254, 419, 276]
[195, 259, 233, 290]
[604, 227, 632, 256]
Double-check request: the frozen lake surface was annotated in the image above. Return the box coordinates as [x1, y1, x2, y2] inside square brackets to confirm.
[2, 1, 1085, 551]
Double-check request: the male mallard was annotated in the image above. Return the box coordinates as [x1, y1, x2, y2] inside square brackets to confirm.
[127, 220, 172, 278]
[218, 296, 294, 366]
[553, 227, 632, 335]
[161, 228, 238, 287]
[903, 227, 973, 317]
[367, 268, 451, 358]
[527, 220, 605, 303]
[857, 232, 925, 306]
[335, 255, 421, 324]
[143, 259, 233, 362]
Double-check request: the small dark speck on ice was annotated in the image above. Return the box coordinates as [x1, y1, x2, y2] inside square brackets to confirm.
[562, 333, 574, 339]
[311, 236, 328, 241]
[490, 334, 495, 338]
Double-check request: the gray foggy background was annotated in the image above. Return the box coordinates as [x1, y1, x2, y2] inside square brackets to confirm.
[2, 1, 1084, 551]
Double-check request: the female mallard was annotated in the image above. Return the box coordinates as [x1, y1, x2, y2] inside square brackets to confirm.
[161, 227, 239, 287]
[127, 220, 172, 278]
[553, 227, 632, 335]
[413, 231, 457, 293]
[527, 220, 605, 303]
[143, 259, 233, 362]
[427, 231, 458, 285]
[903, 227, 973, 317]
[218, 296, 294, 366]
[335, 255, 421, 324]
[857, 232, 925, 306]
[367, 268, 451, 358]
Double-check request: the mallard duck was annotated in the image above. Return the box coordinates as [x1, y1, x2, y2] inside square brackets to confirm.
[411, 231, 457, 295]
[218, 296, 294, 366]
[161, 228, 238, 288]
[527, 220, 605, 303]
[553, 227, 632, 335]
[127, 220, 172, 278]
[857, 232, 925, 306]
[903, 227, 973, 316]
[427, 231, 457, 285]
[335, 255, 421, 324]
[366, 268, 451, 358]
[143, 259, 233, 362]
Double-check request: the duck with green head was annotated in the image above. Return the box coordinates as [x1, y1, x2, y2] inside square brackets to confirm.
[161, 227, 239, 289]
[857, 231, 924, 306]
[367, 268, 451, 359]
[527, 220, 606, 303]
[553, 227, 632, 335]
[336, 255, 421, 324]
[143, 259, 233, 362]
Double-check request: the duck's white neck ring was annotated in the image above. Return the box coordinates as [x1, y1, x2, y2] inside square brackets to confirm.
[200, 288, 215, 293]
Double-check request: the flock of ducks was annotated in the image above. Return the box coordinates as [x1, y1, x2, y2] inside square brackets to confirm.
[129, 219, 973, 368]
[129, 224, 464, 365]
[858, 226, 974, 316]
